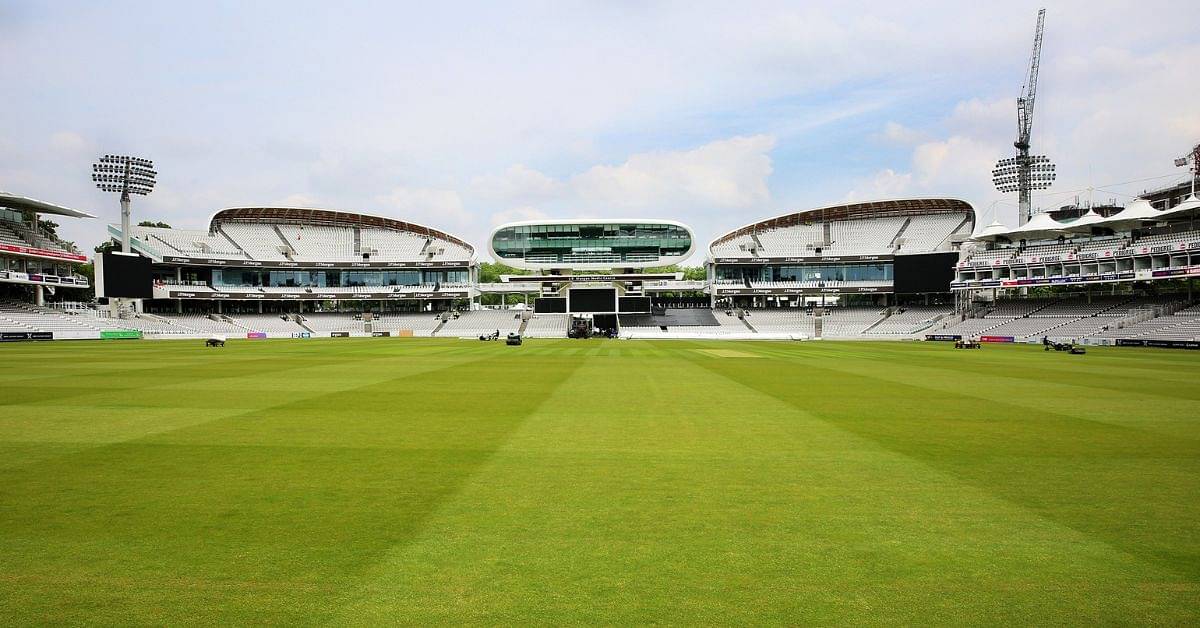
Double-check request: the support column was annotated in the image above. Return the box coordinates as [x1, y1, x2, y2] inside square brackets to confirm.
[34, 284, 44, 306]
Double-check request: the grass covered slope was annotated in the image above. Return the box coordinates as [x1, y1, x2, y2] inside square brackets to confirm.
[1, 338, 1198, 624]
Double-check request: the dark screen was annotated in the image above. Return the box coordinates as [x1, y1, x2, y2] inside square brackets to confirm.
[618, 296, 651, 312]
[102, 252, 153, 298]
[534, 297, 566, 313]
[893, 252, 958, 294]
[570, 288, 616, 312]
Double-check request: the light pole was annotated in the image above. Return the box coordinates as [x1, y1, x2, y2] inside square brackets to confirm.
[92, 155, 156, 253]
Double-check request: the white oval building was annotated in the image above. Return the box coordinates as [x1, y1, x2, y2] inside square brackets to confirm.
[489, 218, 696, 270]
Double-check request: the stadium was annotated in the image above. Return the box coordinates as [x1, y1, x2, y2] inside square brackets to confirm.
[1, 3, 1198, 618]
[3, 170, 1200, 623]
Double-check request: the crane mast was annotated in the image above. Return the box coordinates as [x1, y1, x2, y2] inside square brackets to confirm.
[1015, 9, 1044, 152]
[992, 8, 1055, 226]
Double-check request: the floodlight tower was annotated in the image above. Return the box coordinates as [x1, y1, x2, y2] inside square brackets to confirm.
[1175, 142, 1200, 197]
[992, 8, 1055, 225]
[92, 155, 156, 253]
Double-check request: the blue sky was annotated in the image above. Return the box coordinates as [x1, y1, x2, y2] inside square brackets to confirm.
[1, 0, 1197, 261]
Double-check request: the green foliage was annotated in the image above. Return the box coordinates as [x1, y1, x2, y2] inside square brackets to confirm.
[478, 261, 529, 284]
[36, 218, 59, 237]
[0, 340, 1196, 624]
[137, 220, 172, 228]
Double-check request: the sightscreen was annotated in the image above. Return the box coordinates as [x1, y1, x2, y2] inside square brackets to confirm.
[618, 296, 652, 313]
[101, 252, 153, 298]
[534, 297, 567, 313]
[569, 288, 617, 313]
[893, 252, 958, 294]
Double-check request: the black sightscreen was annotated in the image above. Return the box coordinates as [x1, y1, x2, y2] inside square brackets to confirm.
[569, 288, 616, 313]
[893, 252, 958, 294]
[618, 296, 652, 313]
[102, 252, 153, 298]
[534, 297, 567, 313]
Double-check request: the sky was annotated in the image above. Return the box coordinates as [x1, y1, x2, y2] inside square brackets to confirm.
[1, 0, 1198, 263]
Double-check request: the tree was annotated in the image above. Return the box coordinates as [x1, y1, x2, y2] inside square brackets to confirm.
[37, 218, 59, 237]
[137, 220, 171, 228]
[478, 262, 529, 284]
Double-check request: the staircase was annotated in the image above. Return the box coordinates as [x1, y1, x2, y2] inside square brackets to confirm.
[738, 310, 757, 333]
[889, 218, 912, 249]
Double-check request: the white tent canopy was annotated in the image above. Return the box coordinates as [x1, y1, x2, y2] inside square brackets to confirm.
[971, 197, 1186, 241]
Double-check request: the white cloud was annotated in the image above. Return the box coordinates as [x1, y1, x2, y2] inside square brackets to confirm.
[489, 205, 548, 226]
[880, 122, 922, 145]
[376, 186, 470, 228]
[48, 131, 90, 156]
[570, 135, 776, 209]
[470, 165, 562, 202]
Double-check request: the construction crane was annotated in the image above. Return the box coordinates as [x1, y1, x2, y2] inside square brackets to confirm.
[1175, 142, 1200, 197]
[992, 8, 1055, 225]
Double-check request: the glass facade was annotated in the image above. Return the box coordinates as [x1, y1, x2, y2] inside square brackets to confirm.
[717, 263, 893, 282]
[212, 267, 468, 288]
[492, 222, 692, 265]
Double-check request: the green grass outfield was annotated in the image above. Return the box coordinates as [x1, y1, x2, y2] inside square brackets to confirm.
[1, 338, 1198, 624]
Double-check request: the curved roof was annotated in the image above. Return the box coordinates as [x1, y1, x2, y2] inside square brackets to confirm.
[208, 206, 473, 254]
[710, 197, 974, 249]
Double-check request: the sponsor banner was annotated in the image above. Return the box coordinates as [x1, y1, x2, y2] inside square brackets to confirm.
[925, 334, 961, 341]
[100, 330, 142, 340]
[980, 335, 1015, 343]
[713, 255, 890, 264]
[330, 331, 350, 338]
[0, 243, 87, 262]
[716, 285, 891, 296]
[1151, 266, 1200, 278]
[290, 332, 312, 339]
[2, 331, 55, 341]
[1116, 338, 1200, 350]
[167, 290, 468, 300]
[246, 332, 267, 339]
[371, 331, 391, 337]
[160, 255, 469, 269]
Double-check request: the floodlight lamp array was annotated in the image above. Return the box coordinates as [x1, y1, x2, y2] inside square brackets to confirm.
[991, 155, 1056, 193]
[91, 155, 156, 195]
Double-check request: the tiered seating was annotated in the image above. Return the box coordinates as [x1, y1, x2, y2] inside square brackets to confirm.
[827, 218, 905, 254]
[865, 305, 953, 335]
[359, 229, 428, 260]
[1016, 242, 1075, 262]
[0, 301, 135, 333]
[752, 224, 824, 255]
[1133, 229, 1200, 248]
[298, 313, 360, 333]
[437, 310, 522, 337]
[132, 226, 244, 257]
[820, 307, 887, 336]
[1077, 237, 1127, 254]
[157, 314, 248, 334]
[967, 249, 1017, 264]
[276, 225, 357, 260]
[368, 313, 444, 334]
[233, 315, 307, 334]
[896, 214, 966, 252]
[523, 313, 568, 338]
[741, 309, 815, 335]
[0, 222, 29, 247]
[218, 223, 290, 261]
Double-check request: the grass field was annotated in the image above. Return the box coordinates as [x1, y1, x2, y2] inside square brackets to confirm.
[1, 337, 1198, 624]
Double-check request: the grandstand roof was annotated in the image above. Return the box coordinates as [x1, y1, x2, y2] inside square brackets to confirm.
[972, 196, 1198, 241]
[709, 197, 975, 250]
[208, 206, 473, 254]
[0, 191, 96, 219]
